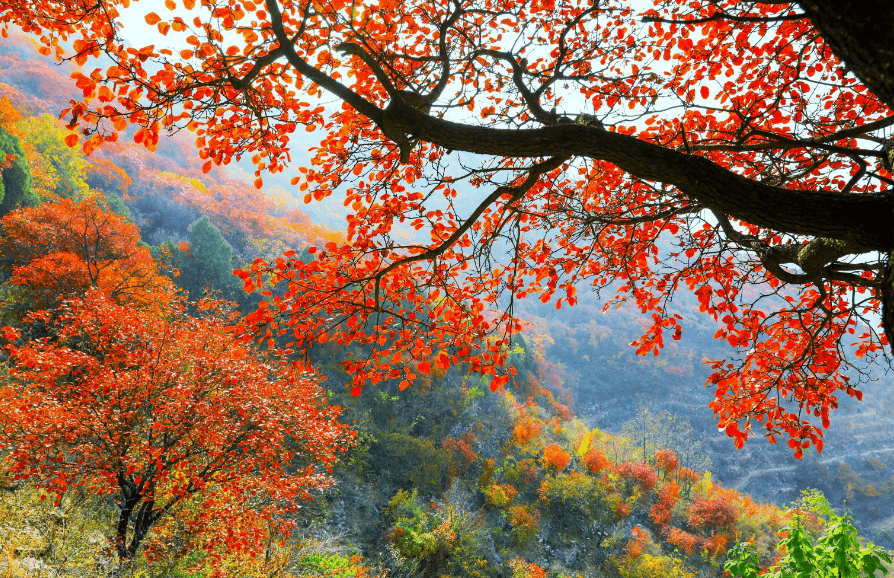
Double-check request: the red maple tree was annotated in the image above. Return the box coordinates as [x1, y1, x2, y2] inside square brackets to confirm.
[0, 196, 173, 309]
[0, 291, 353, 562]
[3, 0, 894, 455]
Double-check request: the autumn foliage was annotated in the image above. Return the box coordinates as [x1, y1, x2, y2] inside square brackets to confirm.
[687, 492, 739, 531]
[616, 462, 659, 495]
[0, 197, 173, 309]
[0, 291, 352, 561]
[541, 444, 571, 473]
[583, 449, 611, 474]
[442, 430, 477, 477]
[3, 0, 893, 463]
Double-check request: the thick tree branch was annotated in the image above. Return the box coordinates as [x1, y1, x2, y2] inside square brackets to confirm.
[259, 0, 894, 253]
[381, 100, 894, 250]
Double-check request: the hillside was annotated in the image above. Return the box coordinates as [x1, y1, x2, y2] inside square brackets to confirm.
[519, 294, 894, 548]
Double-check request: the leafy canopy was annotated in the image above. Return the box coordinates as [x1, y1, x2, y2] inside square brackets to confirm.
[0, 196, 174, 309]
[0, 291, 353, 561]
[5, 0, 894, 454]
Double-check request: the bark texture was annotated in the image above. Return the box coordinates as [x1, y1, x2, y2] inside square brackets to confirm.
[798, 0, 894, 111]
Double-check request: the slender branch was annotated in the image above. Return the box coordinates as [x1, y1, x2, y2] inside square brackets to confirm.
[264, 0, 383, 123]
[642, 12, 805, 25]
[373, 156, 569, 283]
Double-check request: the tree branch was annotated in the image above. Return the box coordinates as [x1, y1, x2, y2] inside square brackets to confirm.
[381, 100, 894, 250]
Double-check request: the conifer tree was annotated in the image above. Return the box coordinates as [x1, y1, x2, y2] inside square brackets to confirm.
[178, 215, 235, 298]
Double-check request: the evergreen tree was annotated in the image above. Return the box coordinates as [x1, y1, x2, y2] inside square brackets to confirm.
[0, 128, 36, 216]
[103, 191, 132, 221]
[178, 215, 235, 298]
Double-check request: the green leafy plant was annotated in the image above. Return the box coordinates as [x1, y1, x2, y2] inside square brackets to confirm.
[294, 552, 363, 578]
[725, 490, 892, 578]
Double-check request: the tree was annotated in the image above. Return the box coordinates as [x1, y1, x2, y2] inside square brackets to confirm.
[0, 291, 353, 563]
[6, 0, 894, 454]
[0, 196, 173, 309]
[0, 127, 35, 215]
[176, 214, 236, 298]
[17, 114, 93, 201]
[0, 97, 37, 216]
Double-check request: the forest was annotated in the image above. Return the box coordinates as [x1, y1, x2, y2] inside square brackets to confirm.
[1, 0, 894, 576]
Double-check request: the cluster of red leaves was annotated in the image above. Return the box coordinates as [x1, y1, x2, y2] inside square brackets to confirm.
[0, 291, 353, 559]
[583, 448, 611, 474]
[510, 398, 545, 447]
[442, 430, 477, 476]
[653, 448, 679, 474]
[648, 482, 680, 528]
[236, 244, 517, 395]
[552, 402, 572, 422]
[483, 482, 518, 509]
[625, 526, 649, 559]
[516, 459, 540, 486]
[507, 505, 539, 539]
[666, 527, 700, 556]
[616, 462, 659, 494]
[508, 557, 548, 578]
[687, 492, 739, 531]
[702, 532, 731, 558]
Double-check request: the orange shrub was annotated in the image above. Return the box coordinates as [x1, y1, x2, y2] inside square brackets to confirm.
[483, 483, 518, 509]
[542, 444, 571, 473]
[654, 448, 678, 474]
[648, 482, 680, 528]
[553, 402, 572, 422]
[479, 458, 496, 488]
[507, 505, 540, 545]
[687, 495, 737, 530]
[616, 462, 658, 493]
[626, 526, 649, 559]
[509, 558, 548, 578]
[513, 420, 541, 446]
[583, 448, 611, 473]
[702, 532, 730, 558]
[675, 467, 700, 486]
[442, 430, 477, 476]
[667, 527, 700, 556]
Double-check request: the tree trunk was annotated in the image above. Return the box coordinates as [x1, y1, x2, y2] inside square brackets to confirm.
[797, 0, 894, 111]
[115, 494, 141, 561]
